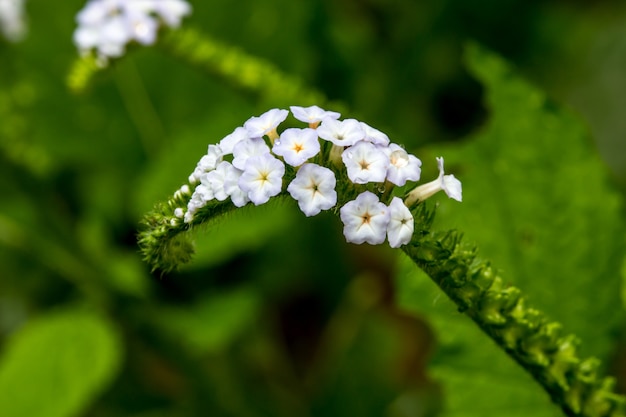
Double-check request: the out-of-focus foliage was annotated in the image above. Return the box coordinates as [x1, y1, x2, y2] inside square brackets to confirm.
[0, 309, 121, 417]
[1, 1, 626, 416]
[396, 42, 625, 416]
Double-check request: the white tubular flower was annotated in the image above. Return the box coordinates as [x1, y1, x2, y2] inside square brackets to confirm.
[232, 137, 270, 170]
[219, 126, 250, 155]
[222, 164, 249, 207]
[290, 105, 340, 127]
[0, 0, 27, 42]
[203, 161, 232, 201]
[243, 108, 289, 141]
[189, 144, 223, 183]
[185, 183, 214, 223]
[405, 156, 462, 207]
[340, 191, 390, 245]
[317, 118, 364, 147]
[238, 154, 285, 205]
[385, 143, 422, 186]
[341, 141, 390, 184]
[287, 163, 337, 217]
[387, 197, 414, 248]
[272, 128, 321, 167]
[360, 121, 390, 146]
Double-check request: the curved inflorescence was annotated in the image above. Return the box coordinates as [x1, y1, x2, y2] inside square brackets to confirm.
[138, 105, 462, 272]
[137, 107, 626, 417]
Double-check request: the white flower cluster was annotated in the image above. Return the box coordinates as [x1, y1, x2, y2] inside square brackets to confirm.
[0, 0, 27, 42]
[175, 106, 462, 248]
[73, 0, 191, 63]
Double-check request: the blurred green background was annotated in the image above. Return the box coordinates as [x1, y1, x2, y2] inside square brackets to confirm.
[1, 1, 626, 416]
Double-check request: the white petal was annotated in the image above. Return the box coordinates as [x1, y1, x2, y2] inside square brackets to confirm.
[244, 108, 289, 138]
[317, 118, 364, 147]
[442, 175, 462, 202]
[232, 137, 270, 170]
[387, 197, 414, 248]
[290, 105, 340, 124]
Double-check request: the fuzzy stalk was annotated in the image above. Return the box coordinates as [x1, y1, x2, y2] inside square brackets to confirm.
[402, 204, 626, 417]
[158, 27, 339, 108]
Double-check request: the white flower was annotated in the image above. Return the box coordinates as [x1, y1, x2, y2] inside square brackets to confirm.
[222, 164, 249, 207]
[0, 0, 27, 42]
[287, 163, 337, 217]
[290, 105, 340, 126]
[384, 143, 422, 186]
[238, 153, 285, 205]
[387, 197, 413, 248]
[404, 156, 462, 206]
[340, 191, 390, 245]
[232, 137, 270, 170]
[272, 128, 321, 167]
[243, 108, 289, 139]
[219, 126, 250, 155]
[203, 161, 232, 201]
[341, 141, 390, 184]
[174, 207, 184, 218]
[73, 0, 191, 62]
[185, 183, 214, 223]
[360, 121, 390, 146]
[189, 144, 223, 183]
[317, 118, 364, 147]
[124, 9, 159, 45]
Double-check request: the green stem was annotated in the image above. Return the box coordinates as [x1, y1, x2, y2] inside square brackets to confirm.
[158, 27, 340, 109]
[402, 204, 626, 417]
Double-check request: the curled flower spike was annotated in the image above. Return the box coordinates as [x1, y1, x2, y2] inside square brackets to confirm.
[404, 156, 462, 207]
[141, 106, 462, 263]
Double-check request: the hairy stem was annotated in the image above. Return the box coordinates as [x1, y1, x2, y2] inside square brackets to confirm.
[158, 27, 339, 109]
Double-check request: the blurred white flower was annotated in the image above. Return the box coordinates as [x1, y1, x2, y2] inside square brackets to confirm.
[0, 0, 27, 42]
[73, 0, 191, 63]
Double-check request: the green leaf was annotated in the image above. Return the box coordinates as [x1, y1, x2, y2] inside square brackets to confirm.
[397, 43, 625, 416]
[0, 309, 122, 417]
